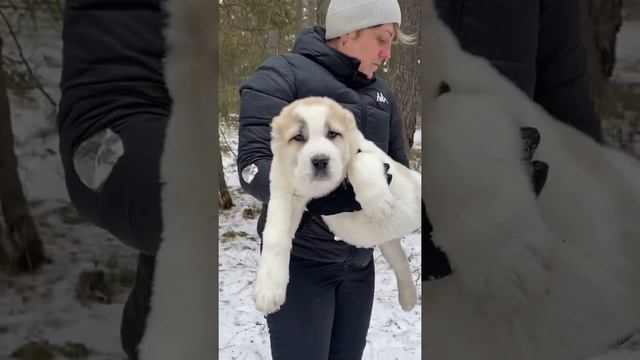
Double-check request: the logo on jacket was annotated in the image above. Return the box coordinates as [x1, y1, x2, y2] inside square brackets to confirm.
[376, 92, 388, 104]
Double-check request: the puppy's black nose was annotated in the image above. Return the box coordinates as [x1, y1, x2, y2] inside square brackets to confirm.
[311, 155, 329, 171]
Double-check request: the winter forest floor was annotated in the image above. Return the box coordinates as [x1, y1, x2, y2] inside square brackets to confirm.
[0, 9, 640, 360]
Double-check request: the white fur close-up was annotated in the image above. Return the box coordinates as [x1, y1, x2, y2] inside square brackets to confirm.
[254, 96, 421, 315]
[421, 0, 640, 359]
[136, 0, 218, 359]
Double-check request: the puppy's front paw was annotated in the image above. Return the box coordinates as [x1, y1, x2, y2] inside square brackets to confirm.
[359, 188, 395, 221]
[492, 242, 551, 310]
[472, 241, 552, 314]
[253, 257, 289, 315]
[348, 153, 394, 220]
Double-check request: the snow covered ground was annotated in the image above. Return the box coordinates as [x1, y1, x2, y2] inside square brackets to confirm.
[0, 9, 639, 360]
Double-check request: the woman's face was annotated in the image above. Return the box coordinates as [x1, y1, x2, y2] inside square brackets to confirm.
[338, 23, 396, 79]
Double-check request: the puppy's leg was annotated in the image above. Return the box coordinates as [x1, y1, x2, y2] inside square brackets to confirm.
[254, 188, 307, 315]
[380, 239, 417, 311]
[424, 94, 555, 313]
[348, 151, 394, 221]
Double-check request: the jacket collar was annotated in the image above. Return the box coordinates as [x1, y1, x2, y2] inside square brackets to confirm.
[292, 26, 375, 89]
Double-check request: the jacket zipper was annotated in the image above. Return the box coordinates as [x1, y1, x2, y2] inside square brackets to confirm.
[358, 94, 368, 134]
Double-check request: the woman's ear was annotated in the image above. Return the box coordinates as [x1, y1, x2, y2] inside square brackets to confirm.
[339, 33, 352, 46]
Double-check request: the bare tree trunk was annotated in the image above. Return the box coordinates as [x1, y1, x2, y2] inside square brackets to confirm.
[297, 0, 304, 30]
[304, 0, 315, 28]
[0, 36, 45, 273]
[386, 0, 420, 155]
[296, 0, 316, 29]
[316, 0, 329, 27]
[218, 150, 233, 210]
[299, 0, 315, 29]
[266, 30, 280, 53]
[578, 0, 623, 116]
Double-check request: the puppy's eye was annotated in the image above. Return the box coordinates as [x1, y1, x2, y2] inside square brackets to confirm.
[291, 134, 305, 142]
[327, 131, 340, 139]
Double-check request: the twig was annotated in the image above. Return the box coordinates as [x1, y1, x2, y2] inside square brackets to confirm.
[0, 8, 56, 107]
[222, 251, 240, 264]
[5, 0, 18, 10]
[220, 323, 263, 351]
[232, 279, 252, 295]
[219, 126, 238, 160]
[0, 4, 20, 11]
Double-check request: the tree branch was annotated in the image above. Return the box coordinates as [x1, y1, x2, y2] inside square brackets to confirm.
[0, 9, 56, 107]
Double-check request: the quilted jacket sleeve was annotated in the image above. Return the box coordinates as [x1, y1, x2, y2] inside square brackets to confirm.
[237, 55, 296, 203]
[58, 0, 168, 128]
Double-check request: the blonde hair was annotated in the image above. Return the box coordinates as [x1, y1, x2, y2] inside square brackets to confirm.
[393, 24, 417, 45]
[327, 23, 417, 46]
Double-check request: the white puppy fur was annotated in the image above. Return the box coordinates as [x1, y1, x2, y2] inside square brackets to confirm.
[421, 1, 640, 359]
[254, 97, 421, 315]
[137, 0, 218, 359]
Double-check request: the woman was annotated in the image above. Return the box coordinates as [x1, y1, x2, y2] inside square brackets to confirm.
[237, 0, 415, 359]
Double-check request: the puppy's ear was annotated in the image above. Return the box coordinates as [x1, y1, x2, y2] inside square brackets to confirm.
[270, 115, 282, 140]
[339, 107, 364, 155]
[270, 114, 289, 156]
[341, 108, 357, 132]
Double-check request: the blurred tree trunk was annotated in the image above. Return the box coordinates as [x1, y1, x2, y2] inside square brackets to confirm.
[298, 0, 315, 29]
[218, 150, 233, 210]
[297, 0, 303, 29]
[266, 30, 280, 53]
[387, 0, 420, 155]
[316, 0, 329, 26]
[0, 36, 45, 273]
[304, 0, 315, 28]
[578, 0, 623, 116]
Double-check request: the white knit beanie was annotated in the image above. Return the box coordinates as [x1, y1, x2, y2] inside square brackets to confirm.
[325, 0, 402, 40]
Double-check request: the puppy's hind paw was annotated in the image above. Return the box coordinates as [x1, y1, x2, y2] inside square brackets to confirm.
[398, 282, 418, 311]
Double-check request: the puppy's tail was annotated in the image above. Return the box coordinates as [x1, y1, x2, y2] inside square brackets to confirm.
[138, 1, 218, 359]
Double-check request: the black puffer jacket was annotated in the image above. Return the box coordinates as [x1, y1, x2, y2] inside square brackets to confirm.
[57, 0, 170, 227]
[238, 26, 409, 266]
[58, 0, 169, 140]
[435, 0, 602, 142]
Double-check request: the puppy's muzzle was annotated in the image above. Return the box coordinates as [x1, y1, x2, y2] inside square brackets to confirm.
[311, 154, 330, 180]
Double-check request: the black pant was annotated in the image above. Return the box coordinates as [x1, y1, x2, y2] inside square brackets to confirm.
[267, 255, 375, 360]
[61, 113, 168, 360]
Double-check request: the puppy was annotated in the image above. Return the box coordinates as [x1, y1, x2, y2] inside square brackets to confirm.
[421, 1, 640, 359]
[253, 96, 421, 315]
